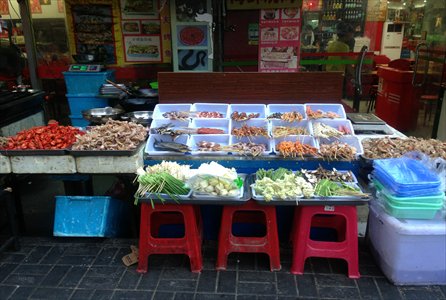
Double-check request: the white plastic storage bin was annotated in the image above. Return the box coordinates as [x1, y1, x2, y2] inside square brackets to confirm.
[368, 203, 446, 285]
[305, 103, 346, 119]
[152, 104, 192, 119]
[267, 104, 306, 120]
[191, 118, 230, 134]
[229, 104, 267, 119]
[191, 103, 229, 118]
[230, 119, 269, 135]
[188, 134, 231, 155]
[272, 135, 318, 156]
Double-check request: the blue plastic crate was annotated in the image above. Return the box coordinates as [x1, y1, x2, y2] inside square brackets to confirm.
[69, 115, 89, 127]
[63, 70, 115, 94]
[53, 196, 130, 237]
[66, 94, 109, 116]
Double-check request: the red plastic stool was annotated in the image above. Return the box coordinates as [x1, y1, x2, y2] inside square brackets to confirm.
[216, 200, 281, 271]
[290, 205, 359, 278]
[137, 203, 203, 273]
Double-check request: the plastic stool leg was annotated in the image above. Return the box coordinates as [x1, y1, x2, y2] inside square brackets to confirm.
[137, 204, 150, 273]
[266, 207, 281, 271]
[216, 208, 233, 270]
[184, 207, 203, 273]
[290, 209, 311, 275]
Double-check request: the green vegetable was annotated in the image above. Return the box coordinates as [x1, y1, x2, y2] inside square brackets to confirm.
[134, 171, 190, 207]
[314, 179, 367, 197]
[256, 168, 292, 180]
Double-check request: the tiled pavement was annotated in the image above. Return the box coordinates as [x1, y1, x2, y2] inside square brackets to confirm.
[0, 238, 445, 300]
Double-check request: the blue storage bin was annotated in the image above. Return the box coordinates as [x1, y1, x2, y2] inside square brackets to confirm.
[69, 115, 89, 127]
[53, 196, 130, 237]
[66, 94, 109, 116]
[63, 70, 115, 94]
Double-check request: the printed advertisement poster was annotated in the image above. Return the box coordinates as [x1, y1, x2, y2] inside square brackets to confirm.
[258, 8, 301, 72]
[29, 0, 43, 14]
[120, 0, 158, 19]
[0, 0, 9, 15]
[124, 35, 161, 62]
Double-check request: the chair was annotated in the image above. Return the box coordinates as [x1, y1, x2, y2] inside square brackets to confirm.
[137, 203, 203, 273]
[290, 205, 360, 278]
[216, 200, 281, 271]
[419, 94, 438, 125]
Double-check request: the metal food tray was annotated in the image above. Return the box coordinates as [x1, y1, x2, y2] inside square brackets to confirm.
[0, 149, 68, 156]
[138, 174, 252, 205]
[68, 142, 145, 157]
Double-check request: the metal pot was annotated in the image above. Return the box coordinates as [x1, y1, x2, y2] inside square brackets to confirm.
[121, 111, 153, 126]
[119, 97, 158, 112]
[81, 107, 124, 124]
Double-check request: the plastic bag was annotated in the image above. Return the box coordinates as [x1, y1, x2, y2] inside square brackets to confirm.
[403, 151, 446, 193]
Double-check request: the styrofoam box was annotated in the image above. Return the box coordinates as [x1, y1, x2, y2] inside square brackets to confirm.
[145, 134, 189, 156]
[272, 135, 318, 155]
[152, 103, 192, 119]
[191, 119, 230, 134]
[304, 103, 346, 119]
[267, 104, 306, 120]
[150, 119, 191, 134]
[229, 104, 267, 119]
[317, 136, 364, 156]
[0, 155, 11, 174]
[310, 119, 354, 137]
[76, 146, 144, 174]
[188, 134, 231, 155]
[368, 203, 446, 285]
[191, 103, 229, 118]
[270, 120, 311, 137]
[229, 135, 273, 156]
[10, 155, 76, 174]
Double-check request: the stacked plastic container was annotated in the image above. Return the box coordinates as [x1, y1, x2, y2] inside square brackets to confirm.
[146, 102, 363, 157]
[372, 157, 445, 219]
[63, 70, 115, 127]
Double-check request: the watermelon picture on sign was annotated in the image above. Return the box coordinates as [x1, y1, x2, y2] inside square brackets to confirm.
[177, 25, 207, 47]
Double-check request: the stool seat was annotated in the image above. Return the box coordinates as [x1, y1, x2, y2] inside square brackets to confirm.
[216, 200, 281, 271]
[290, 205, 359, 278]
[137, 203, 203, 273]
[420, 95, 438, 101]
[419, 94, 439, 125]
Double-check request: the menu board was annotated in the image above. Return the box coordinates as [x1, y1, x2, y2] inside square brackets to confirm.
[120, 0, 162, 63]
[366, 0, 387, 22]
[71, 4, 117, 64]
[258, 8, 301, 73]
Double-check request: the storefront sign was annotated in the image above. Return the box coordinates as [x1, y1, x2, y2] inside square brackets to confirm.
[258, 8, 301, 72]
[227, 0, 301, 10]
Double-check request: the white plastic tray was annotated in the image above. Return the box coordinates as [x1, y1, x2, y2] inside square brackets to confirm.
[272, 135, 318, 156]
[270, 120, 311, 137]
[267, 104, 306, 120]
[145, 134, 190, 156]
[191, 103, 229, 118]
[188, 134, 231, 155]
[305, 103, 346, 119]
[317, 136, 364, 156]
[310, 119, 354, 137]
[191, 118, 230, 134]
[230, 119, 270, 135]
[152, 103, 193, 119]
[192, 174, 246, 200]
[229, 135, 273, 156]
[229, 104, 267, 120]
[251, 185, 303, 201]
[150, 119, 191, 134]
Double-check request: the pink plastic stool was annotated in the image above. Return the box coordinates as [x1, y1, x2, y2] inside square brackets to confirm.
[137, 203, 203, 273]
[216, 200, 281, 271]
[290, 205, 360, 278]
